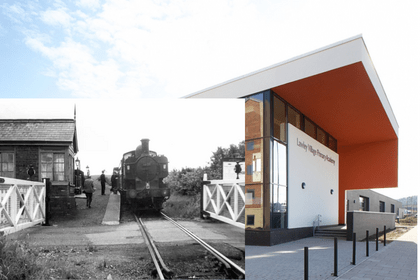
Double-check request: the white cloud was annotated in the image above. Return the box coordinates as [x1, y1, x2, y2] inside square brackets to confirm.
[5, 0, 280, 98]
[76, 0, 101, 10]
[3, 0, 420, 102]
[1, 3, 31, 23]
[40, 8, 73, 27]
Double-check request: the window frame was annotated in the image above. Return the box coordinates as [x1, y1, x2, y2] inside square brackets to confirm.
[0, 151, 15, 178]
[379, 201, 386, 212]
[359, 196, 370, 211]
[246, 215, 255, 226]
[40, 151, 66, 182]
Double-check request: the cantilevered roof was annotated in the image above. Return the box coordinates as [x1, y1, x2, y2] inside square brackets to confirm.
[186, 35, 399, 224]
[0, 119, 78, 152]
[185, 35, 398, 147]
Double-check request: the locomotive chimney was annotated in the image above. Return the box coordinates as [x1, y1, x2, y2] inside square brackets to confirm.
[141, 139, 150, 155]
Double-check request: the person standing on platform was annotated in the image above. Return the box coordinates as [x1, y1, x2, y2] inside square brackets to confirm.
[83, 176, 95, 208]
[111, 170, 119, 194]
[100, 170, 106, 195]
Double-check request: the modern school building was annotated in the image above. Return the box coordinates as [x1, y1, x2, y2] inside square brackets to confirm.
[186, 35, 398, 246]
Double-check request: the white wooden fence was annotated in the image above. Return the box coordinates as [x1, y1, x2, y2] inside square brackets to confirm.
[202, 177, 245, 228]
[0, 177, 46, 235]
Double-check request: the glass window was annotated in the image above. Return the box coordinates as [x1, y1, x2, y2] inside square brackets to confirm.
[359, 196, 370, 211]
[288, 106, 301, 129]
[41, 153, 53, 180]
[391, 204, 395, 213]
[317, 128, 327, 145]
[41, 152, 65, 181]
[54, 154, 65, 181]
[328, 135, 337, 152]
[271, 140, 287, 186]
[245, 93, 264, 140]
[270, 138, 287, 229]
[273, 96, 286, 143]
[271, 185, 287, 228]
[380, 201, 385, 212]
[304, 118, 316, 139]
[0, 152, 14, 178]
[246, 215, 255, 225]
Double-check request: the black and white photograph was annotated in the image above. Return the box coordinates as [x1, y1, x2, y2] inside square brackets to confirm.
[0, 98, 245, 279]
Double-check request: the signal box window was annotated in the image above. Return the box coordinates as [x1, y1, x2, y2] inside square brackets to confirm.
[0, 152, 14, 178]
[41, 152, 65, 181]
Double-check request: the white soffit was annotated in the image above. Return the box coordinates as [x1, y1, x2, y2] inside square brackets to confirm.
[185, 34, 398, 137]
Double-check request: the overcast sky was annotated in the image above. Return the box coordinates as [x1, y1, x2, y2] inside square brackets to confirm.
[1, 0, 419, 200]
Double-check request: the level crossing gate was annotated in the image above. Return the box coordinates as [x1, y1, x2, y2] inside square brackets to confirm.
[202, 176, 245, 228]
[0, 177, 46, 235]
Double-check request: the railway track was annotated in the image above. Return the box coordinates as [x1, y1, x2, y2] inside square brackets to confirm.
[134, 212, 245, 279]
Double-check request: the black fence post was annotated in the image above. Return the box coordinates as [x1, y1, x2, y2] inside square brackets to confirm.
[384, 225, 386, 246]
[366, 230, 369, 257]
[200, 178, 204, 219]
[333, 237, 338, 276]
[304, 247, 309, 280]
[42, 178, 51, 226]
[352, 233, 356, 265]
[376, 228, 379, 251]
[200, 175, 211, 219]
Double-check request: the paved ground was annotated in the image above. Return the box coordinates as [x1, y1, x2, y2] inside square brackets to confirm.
[337, 226, 417, 280]
[246, 226, 417, 280]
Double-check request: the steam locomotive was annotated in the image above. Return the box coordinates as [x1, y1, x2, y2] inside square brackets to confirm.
[120, 139, 170, 210]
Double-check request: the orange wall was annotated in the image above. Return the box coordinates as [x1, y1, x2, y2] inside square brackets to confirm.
[338, 139, 398, 223]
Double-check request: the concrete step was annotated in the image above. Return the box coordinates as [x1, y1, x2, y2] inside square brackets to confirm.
[315, 233, 347, 237]
[316, 230, 346, 234]
[315, 229, 347, 237]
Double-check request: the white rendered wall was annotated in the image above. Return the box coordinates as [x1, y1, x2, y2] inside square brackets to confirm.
[288, 124, 339, 228]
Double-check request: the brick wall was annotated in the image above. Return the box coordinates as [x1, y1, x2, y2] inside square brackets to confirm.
[245, 98, 265, 229]
[15, 146, 39, 181]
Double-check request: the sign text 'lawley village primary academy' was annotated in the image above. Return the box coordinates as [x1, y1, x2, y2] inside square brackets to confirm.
[297, 138, 336, 166]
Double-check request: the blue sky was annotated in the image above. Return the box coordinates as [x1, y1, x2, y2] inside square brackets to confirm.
[1, 0, 419, 199]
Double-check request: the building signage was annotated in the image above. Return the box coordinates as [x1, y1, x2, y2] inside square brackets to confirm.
[297, 138, 336, 166]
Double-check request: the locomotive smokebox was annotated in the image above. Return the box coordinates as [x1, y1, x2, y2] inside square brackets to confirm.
[141, 138, 150, 155]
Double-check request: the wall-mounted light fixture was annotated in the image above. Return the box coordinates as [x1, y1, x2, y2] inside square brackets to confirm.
[302, 182, 306, 189]
[330, 189, 334, 195]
